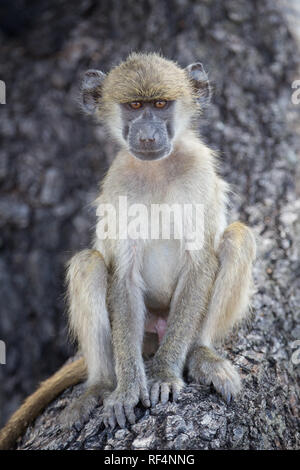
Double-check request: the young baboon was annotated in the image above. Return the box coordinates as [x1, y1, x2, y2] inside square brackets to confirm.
[0, 52, 256, 449]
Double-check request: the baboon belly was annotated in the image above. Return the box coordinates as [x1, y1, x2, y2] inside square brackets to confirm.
[142, 239, 182, 307]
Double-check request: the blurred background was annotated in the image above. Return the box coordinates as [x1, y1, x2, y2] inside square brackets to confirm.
[0, 0, 299, 428]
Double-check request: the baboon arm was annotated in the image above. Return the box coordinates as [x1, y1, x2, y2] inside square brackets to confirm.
[0, 357, 87, 450]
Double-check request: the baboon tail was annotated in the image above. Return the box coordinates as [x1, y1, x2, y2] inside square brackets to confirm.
[0, 357, 86, 450]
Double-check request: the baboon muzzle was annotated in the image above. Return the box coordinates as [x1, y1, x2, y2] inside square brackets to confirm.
[129, 116, 170, 160]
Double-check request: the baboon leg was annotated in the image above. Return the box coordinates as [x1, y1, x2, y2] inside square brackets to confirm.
[187, 222, 256, 402]
[61, 249, 115, 427]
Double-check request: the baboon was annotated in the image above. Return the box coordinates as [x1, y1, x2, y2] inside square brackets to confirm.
[0, 52, 256, 449]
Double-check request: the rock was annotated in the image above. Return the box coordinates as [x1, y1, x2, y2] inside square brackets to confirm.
[132, 436, 154, 450]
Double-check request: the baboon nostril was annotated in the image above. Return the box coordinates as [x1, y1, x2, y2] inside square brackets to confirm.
[140, 136, 155, 143]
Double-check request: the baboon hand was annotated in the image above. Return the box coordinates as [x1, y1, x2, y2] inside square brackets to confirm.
[147, 362, 184, 406]
[102, 378, 150, 429]
[148, 378, 184, 407]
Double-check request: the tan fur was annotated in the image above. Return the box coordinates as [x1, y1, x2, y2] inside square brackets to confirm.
[98, 53, 197, 122]
[199, 222, 256, 346]
[102, 52, 195, 103]
[66, 249, 115, 387]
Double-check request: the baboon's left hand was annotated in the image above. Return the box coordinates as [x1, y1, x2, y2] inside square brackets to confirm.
[149, 378, 184, 406]
[147, 362, 184, 406]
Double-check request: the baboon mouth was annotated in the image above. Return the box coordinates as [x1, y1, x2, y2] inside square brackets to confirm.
[131, 146, 165, 154]
[130, 145, 172, 161]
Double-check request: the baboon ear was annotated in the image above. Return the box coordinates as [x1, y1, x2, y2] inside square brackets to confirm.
[81, 69, 106, 114]
[186, 62, 211, 107]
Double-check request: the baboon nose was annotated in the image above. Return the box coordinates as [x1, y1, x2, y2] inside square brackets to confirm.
[140, 136, 155, 143]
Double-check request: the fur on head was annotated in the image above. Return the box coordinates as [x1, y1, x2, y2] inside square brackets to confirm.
[102, 53, 194, 104]
[82, 52, 210, 118]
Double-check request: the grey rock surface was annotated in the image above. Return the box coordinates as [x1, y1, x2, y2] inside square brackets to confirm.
[0, 0, 299, 449]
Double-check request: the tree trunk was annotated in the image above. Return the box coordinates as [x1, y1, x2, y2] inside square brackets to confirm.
[0, 0, 298, 450]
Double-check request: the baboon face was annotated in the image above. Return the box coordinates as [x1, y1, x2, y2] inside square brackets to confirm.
[120, 100, 175, 161]
[81, 54, 211, 161]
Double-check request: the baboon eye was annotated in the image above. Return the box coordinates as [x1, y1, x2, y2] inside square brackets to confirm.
[154, 100, 167, 108]
[129, 101, 143, 109]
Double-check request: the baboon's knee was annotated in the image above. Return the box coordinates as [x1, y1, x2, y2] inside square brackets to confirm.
[67, 249, 106, 286]
[219, 222, 256, 264]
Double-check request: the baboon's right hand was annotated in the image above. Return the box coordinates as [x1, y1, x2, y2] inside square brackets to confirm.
[102, 376, 150, 429]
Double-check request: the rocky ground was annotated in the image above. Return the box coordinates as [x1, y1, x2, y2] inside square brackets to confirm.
[0, 0, 299, 450]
